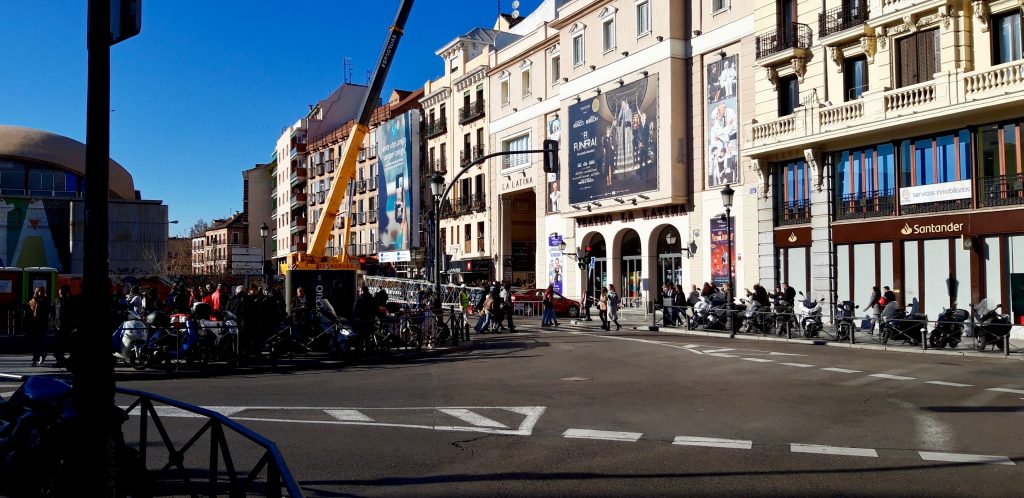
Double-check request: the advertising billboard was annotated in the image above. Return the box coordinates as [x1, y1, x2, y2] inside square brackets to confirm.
[568, 74, 659, 204]
[707, 55, 739, 187]
[546, 113, 562, 214]
[710, 216, 735, 287]
[547, 234, 564, 294]
[376, 110, 421, 262]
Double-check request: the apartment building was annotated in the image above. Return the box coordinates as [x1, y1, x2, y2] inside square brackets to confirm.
[270, 119, 309, 272]
[746, 0, 1024, 326]
[191, 212, 248, 275]
[422, 24, 523, 284]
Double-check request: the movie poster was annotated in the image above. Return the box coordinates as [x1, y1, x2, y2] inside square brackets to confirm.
[706, 55, 739, 187]
[547, 234, 564, 294]
[568, 74, 659, 204]
[546, 113, 562, 214]
[710, 216, 735, 287]
[376, 110, 421, 262]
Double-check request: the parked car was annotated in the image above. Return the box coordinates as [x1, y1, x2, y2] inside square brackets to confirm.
[510, 289, 581, 317]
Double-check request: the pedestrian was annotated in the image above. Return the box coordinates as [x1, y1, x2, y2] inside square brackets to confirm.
[482, 292, 495, 333]
[781, 282, 797, 306]
[353, 285, 378, 352]
[211, 283, 225, 311]
[866, 285, 881, 335]
[661, 282, 675, 326]
[882, 285, 897, 305]
[541, 284, 559, 327]
[25, 287, 51, 367]
[607, 284, 621, 331]
[491, 286, 507, 332]
[672, 284, 685, 326]
[598, 286, 609, 330]
[501, 282, 516, 332]
[458, 284, 471, 332]
[290, 286, 313, 339]
[125, 285, 144, 317]
[53, 285, 77, 369]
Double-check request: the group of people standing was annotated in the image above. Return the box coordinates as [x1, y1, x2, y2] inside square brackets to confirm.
[864, 285, 898, 334]
[24, 285, 77, 368]
[468, 281, 516, 334]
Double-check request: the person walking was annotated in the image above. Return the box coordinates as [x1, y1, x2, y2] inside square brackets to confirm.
[290, 286, 313, 340]
[353, 285, 378, 353]
[458, 284, 471, 333]
[607, 284, 621, 331]
[541, 284, 558, 327]
[866, 285, 881, 335]
[481, 292, 495, 333]
[26, 287, 51, 367]
[501, 282, 516, 332]
[53, 285, 77, 368]
[672, 284, 685, 326]
[598, 286, 609, 330]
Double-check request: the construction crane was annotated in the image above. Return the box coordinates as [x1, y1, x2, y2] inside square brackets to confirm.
[287, 0, 413, 273]
[284, 0, 414, 311]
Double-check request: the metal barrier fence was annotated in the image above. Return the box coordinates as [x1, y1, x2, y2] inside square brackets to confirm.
[117, 387, 303, 497]
[651, 305, 1022, 356]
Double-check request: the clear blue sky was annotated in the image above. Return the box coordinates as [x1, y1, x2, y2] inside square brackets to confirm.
[0, 0, 540, 237]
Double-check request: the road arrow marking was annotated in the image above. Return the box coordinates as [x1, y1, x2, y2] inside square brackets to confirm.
[673, 436, 752, 450]
[986, 387, 1024, 395]
[563, 428, 642, 442]
[821, 367, 861, 374]
[791, 444, 878, 458]
[325, 409, 375, 422]
[924, 381, 973, 387]
[869, 374, 916, 381]
[918, 451, 1015, 465]
[439, 408, 508, 429]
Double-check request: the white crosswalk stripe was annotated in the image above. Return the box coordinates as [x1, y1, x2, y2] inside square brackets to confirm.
[563, 429, 642, 442]
[779, 363, 815, 368]
[986, 387, 1024, 395]
[673, 436, 751, 450]
[821, 367, 861, 374]
[919, 451, 1015, 466]
[925, 381, 973, 387]
[741, 358, 774, 363]
[438, 408, 508, 429]
[325, 409, 375, 422]
[869, 373, 916, 381]
[791, 444, 878, 457]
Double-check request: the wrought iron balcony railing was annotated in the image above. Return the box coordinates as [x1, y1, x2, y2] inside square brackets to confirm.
[980, 173, 1024, 208]
[819, 0, 868, 39]
[776, 198, 812, 226]
[834, 189, 895, 221]
[755, 22, 812, 60]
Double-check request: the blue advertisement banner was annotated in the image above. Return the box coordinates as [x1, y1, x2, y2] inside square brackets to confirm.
[547, 234, 563, 294]
[377, 111, 421, 260]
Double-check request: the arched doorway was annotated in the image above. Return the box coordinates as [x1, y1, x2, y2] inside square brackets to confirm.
[583, 233, 607, 302]
[656, 226, 684, 294]
[619, 229, 642, 307]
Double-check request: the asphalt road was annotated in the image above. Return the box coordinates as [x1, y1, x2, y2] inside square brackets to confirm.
[8, 323, 1024, 497]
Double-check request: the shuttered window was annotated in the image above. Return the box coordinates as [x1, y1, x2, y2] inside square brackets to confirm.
[896, 29, 939, 88]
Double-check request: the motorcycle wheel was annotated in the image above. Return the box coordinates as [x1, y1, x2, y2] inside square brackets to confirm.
[977, 334, 988, 351]
[879, 328, 889, 344]
[130, 347, 149, 371]
[946, 340, 960, 349]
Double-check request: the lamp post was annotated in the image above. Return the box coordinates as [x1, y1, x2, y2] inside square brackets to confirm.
[721, 184, 736, 337]
[430, 172, 446, 306]
[259, 222, 269, 285]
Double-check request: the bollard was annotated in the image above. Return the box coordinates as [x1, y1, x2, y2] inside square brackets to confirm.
[921, 326, 927, 351]
[650, 305, 660, 332]
[1005, 335, 1010, 357]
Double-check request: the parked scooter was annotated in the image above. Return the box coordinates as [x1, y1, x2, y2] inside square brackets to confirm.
[879, 302, 928, 345]
[796, 292, 825, 338]
[973, 299, 1012, 351]
[694, 294, 727, 330]
[835, 300, 859, 341]
[772, 295, 797, 337]
[111, 310, 152, 370]
[929, 305, 969, 349]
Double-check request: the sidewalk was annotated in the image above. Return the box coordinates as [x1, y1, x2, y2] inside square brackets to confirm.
[557, 314, 1024, 360]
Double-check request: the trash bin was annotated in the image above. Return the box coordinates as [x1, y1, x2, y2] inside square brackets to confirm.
[0, 267, 22, 335]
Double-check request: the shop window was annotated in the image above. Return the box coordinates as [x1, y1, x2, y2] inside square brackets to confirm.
[993, 11, 1023, 65]
[843, 56, 868, 101]
[834, 144, 896, 220]
[778, 75, 799, 117]
[774, 159, 811, 226]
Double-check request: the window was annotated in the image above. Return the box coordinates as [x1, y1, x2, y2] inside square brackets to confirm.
[712, 0, 729, 14]
[835, 144, 897, 198]
[602, 18, 616, 52]
[843, 55, 868, 101]
[500, 76, 510, 106]
[449, 53, 459, 72]
[993, 12, 1023, 65]
[778, 75, 799, 116]
[439, 103, 447, 122]
[551, 55, 561, 83]
[573, 33, 585, 66]
[896, 29, 939, 88]
[774, 159, 812, 225]
[635, 1, 651, 36]
[978, 122, 1023, 180]
[521, 69, 531, 97]
[898, 129, 972, 187]
[502, 133, 531, 170]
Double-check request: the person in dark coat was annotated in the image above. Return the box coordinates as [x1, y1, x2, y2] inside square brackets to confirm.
[26, 287, 51, 367]
[53, 285, 78, 368]
[353, 286, 378, 351]
[290, 287, 313, 339]
[781, 283, 797, 306]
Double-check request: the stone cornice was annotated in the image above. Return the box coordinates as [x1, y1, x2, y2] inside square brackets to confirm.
[420, 86, 451, 107]
[454, 66, 488, 91]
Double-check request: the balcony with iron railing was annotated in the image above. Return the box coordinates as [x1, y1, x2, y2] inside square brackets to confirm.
[368, 210, 378, 223]
[775, 199, 812, 226]
[980, 174, 1024, 208]
[431, 157, 447, 172]
[755, 22, 812, 61]
[819, 0, 868, 40]
[357, 180, 367, 193]
[424, 120, 447, 139]
[473, 144, 486, 160]
[289, 192, 307, 206]
[325, 159, 335, 173]
[356, 212, 366, 225]
[471, 192, 486, 211]
[459, 99, 486, 125]
[748, 59, 1024, 154]
[368, 145, 378, 159]
[834, 189, 896, 221]
[289, 143, 307, 159]
[460, 149, 473, 166]
[900, 197, 972, 215]
[358, 147, 367, 163]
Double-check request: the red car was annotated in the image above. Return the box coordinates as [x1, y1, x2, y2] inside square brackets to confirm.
[510, 289, 581, 318]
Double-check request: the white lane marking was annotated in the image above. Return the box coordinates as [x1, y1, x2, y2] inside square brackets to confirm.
[822, 368, 861, 374]
[986, 387, 1024, 395]
[124, 406, 247, 418]
[709, 353, 739, 358]
[780, 362, 816, 368]
[919, 452, 1015, 466]
[563, 429, 642, 442]
[568, 332, 705, 355]
[227, 406, 546, 436]
[702, 348, 735, 354]
[925, 381, 973, 388]
[673, 436, 752, 450]
[438, 408, 509, 429]
[767, 351, 804, 356]
[325, 409, 375, 422]
[791, 444, 878, 458]
[869, 374, 917, 381]
[741, 358, 775, 363]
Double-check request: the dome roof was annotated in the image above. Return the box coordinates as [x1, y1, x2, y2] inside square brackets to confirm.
[0, 125, 136, 200]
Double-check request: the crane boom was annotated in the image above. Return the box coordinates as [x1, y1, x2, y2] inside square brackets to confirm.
[289, 0, 414, 270]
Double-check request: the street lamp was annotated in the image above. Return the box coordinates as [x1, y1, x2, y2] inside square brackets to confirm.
[721, 184, 735, 337]
[431, 172, 446, 306]
[259, 222, 269, 284]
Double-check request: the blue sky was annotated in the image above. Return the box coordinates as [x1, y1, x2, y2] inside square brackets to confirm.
[0, 0, 540, 237]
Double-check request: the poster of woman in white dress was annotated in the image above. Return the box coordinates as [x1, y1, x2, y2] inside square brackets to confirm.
[546, 113, 561, 214]
[707, 55, 739, 188]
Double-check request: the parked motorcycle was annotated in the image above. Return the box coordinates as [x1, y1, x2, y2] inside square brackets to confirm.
[879, 302, 928, 345]
[796, 293, 826, 338]
[772, 295, 797, 337]
[693, 294, 727, 331]
[111, 310, 152, 370]
[835, 300, 859, 341]
[929, 305, 969, 349]
[973, 299, 1012, 351]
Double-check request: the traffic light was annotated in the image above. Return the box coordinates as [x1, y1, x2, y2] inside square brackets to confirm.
[543, 139, 559, 173]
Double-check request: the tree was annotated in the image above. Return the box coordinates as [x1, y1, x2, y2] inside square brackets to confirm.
[188, 218, 210, 238]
